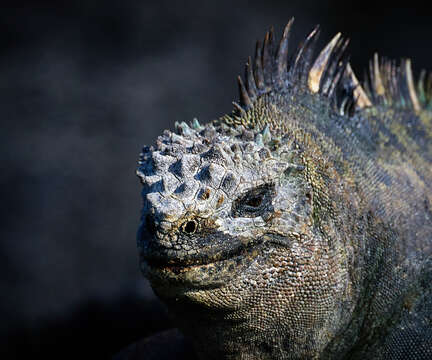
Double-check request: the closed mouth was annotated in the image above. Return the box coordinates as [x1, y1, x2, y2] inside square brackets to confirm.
[140, 236, 267, 291]
[141, 235, 264, 271]
[140, 232, 292, 293]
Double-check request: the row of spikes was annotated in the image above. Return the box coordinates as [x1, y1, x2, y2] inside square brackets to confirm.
[236, 18, 430, 117]
[364, 54, 432, 112]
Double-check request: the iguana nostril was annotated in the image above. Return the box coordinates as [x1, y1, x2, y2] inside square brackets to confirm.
[183, 220, 197, 234]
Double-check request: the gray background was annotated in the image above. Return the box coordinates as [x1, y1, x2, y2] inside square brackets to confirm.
[1, 1, 431, 358]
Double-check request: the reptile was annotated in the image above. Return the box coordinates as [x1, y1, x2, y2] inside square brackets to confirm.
[130, 19, 432, 359]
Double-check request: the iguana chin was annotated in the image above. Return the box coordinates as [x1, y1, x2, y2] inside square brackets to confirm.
[134, 19, 432, 359]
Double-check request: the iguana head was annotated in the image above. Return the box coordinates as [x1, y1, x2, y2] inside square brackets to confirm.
[137, 116, 331, 293]
[137, 104, 356, 357]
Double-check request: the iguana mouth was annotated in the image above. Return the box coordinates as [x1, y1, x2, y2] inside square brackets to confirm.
[140, 232, 293, 281]
[141, 235, 264, 271]
[140, 233, 294, 292]
[140, 235, 270, 291]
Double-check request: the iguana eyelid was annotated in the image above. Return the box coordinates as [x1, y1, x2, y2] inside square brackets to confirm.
[231, 183, 275, 218]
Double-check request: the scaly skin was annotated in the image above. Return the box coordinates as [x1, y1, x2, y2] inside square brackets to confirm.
[136, 22, 432, 359]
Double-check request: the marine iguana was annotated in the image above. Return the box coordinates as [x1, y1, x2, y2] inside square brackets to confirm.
[133, 19, 432, 359]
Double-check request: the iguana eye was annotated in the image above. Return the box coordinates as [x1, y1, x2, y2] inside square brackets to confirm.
[232, 183, 274, 218]
[245, 195, 263, 207]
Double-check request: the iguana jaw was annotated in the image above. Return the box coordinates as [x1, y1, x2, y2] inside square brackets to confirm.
[140, 232, 299, 295]
[141, 248, 260, 293]
[140, 234, 271, 292]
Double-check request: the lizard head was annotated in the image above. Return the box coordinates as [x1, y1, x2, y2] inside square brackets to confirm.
[137, 116, 347, 314]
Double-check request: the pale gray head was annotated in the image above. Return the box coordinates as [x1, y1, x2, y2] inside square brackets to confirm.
[137, 120, 313, 286]
[136, 119, 349, 357]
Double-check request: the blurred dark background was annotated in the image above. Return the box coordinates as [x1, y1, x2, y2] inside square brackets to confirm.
[1, 1, 431, 358]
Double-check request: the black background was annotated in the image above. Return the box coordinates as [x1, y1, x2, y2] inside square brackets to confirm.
[1, 1, 431, 358]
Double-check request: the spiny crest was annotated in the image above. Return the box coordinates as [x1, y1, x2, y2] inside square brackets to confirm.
[363, 54, 432, 113]
[236, 18, 356, 118]
[235, 18, 432, 119]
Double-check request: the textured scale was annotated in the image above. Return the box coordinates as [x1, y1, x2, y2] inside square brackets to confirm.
[134, 19, 432, 360]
